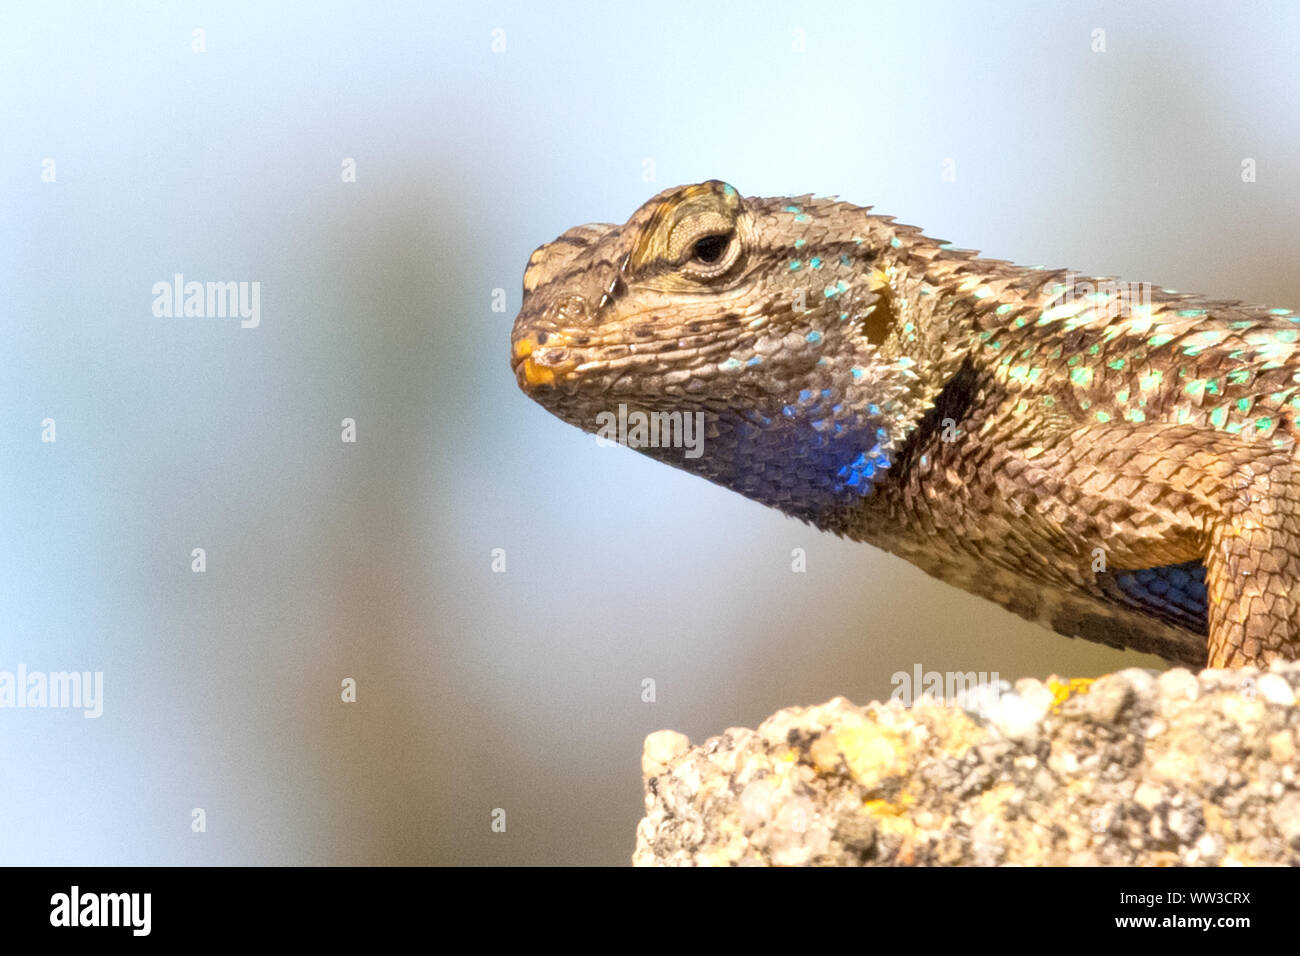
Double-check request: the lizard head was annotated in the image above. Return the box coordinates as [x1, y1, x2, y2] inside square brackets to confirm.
[510, 180, 932, 525]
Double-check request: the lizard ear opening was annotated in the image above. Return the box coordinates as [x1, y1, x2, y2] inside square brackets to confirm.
[859, 289, 895, 346]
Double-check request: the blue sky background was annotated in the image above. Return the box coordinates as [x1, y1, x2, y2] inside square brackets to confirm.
[2, 1, 1298, 864]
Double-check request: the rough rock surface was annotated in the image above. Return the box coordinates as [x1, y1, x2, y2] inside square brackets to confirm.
[633, 664, 1300, 866]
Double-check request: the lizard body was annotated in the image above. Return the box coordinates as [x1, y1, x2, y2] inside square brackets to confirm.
[511, 181, 1300, 668]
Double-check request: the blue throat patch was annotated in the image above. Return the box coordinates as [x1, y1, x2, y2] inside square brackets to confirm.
[697, 398, 895, 522]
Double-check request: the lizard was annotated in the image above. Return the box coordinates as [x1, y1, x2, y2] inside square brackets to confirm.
[510, 180, 1300, 669]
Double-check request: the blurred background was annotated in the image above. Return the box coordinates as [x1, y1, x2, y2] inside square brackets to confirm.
[2, 1, 1297, 865]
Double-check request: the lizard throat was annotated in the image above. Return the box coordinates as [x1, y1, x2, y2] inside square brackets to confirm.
[613, 401, 899, 525]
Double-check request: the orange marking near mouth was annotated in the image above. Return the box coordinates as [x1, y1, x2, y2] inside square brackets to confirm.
[522, 357, 556, 387]
[514, 334, 571, 386]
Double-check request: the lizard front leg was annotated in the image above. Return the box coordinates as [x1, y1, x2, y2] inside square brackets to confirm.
[1206, 451, 1300, 666]
[971, 420, 1300, 667]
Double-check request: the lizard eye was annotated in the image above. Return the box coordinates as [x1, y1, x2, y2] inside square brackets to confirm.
[642, 186, 747, 282]
[691, 233, 731, 264]
[677, 227, 740, 280]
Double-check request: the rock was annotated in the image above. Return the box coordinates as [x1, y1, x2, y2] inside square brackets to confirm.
[633, 663, 1300, 866]
[641, 729, 691, 777]
[1258, 673, 1297, 707]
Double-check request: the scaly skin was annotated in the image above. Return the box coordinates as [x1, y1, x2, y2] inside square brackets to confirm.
[511, 180, 1300, 668]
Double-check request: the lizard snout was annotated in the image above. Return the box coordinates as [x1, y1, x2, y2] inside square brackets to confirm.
[511, 331, 577, 390]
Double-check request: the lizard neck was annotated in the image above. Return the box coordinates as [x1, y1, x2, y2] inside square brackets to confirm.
[633, 233, 1019, 529]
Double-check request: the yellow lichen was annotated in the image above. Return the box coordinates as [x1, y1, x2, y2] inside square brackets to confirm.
[812, 724, 910, 786]
[1047, 676, 1095, 711]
